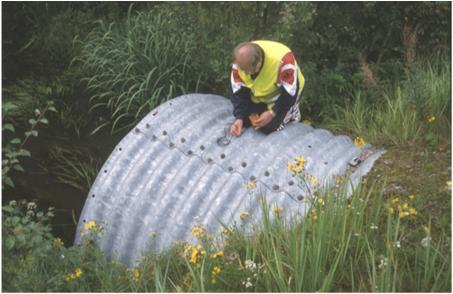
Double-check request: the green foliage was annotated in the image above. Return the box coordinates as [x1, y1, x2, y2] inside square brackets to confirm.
[2, 100, 57, 189]
[75, 7, 202, 134]
[323, 56, 451, 147]
[49, 145, 102, 192]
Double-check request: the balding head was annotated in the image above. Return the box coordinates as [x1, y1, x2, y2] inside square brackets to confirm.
[233, 42, 263, 74]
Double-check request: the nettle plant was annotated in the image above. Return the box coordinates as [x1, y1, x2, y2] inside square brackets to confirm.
[2, 100, 57, 189]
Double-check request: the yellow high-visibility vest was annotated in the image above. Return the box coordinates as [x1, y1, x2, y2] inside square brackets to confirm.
[237, 40, 305, 109]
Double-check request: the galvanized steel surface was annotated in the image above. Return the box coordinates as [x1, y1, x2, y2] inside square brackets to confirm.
[74, 94, 384, 266]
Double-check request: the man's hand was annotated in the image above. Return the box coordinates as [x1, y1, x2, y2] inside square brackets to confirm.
[253, 111, 273, 129]
[230, 118, 243, 137]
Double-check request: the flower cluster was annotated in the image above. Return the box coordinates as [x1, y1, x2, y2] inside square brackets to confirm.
[240, 211, 250, 220]
[427, 116, 436, 123]
[387, 195, 417, 219]
[241, 259, 264, 289]
[273, 207, 284, 215]
[354, 136, 366, 148]
[245, 180, 257, 190]
[129, 267, 141, 282]
[191, 225, 206, 239]
[287, 156, 306, 175]
[211, 266, 222, 285]
[211, 251, 224, 259]
[53, 237, 64, 247]
[183, 243, 206, 265]
[65, 268, 83, 282]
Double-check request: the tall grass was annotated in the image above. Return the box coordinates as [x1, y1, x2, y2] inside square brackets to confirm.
[74, 7, 201, 135]
[3, 176, 450, 292]
[324, 56, 451, 146]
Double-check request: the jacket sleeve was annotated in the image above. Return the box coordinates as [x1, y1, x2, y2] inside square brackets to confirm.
[273, 52, 299, 116]
[230, 64, 250, 120]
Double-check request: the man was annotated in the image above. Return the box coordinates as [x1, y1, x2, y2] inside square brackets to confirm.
[229, 40, 305, 136]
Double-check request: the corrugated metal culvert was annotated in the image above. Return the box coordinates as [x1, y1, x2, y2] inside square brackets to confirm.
[74, 94, 384, 266]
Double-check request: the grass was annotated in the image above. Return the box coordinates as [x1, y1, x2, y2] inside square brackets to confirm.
[323, 57, 451, 147]
[73, 7, 201, 135]
[3, 157, 451, 292]
[48, 145, 101, 192]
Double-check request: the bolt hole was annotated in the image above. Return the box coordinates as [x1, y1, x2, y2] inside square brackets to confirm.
[135, 128, 140, 133]
[308, 145, 312, 148]
[207, 158, 213, 163]
[250, 176, 256, 181]
[228, 167, 233, 172]
[220, 153, 225, 159]
[119, 147, 122, 151]
[273, 185, 279, 191]
[187, 150, 193, 155]
[297, 195, 304, 201]
[104, 170, 107, 173]
[288, 180, 294, 186]
[146, 123, 150, 128]
[162, 130, 167, 136]
[152, 135, 157, 141]
[169, 142, 174, 148]
[324, 161, 328, 165]
[200, 145, 205, 151]
[264, 171, 270, 176]
[181, 138, 186, 143]
[241, 162, 247, 168]
[152, 111, 158, 116]
[92, 194, 95, 198]
[83, 219, 86, 223]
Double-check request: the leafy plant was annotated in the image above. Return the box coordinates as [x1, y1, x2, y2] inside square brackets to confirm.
[2, 100, 57, 189]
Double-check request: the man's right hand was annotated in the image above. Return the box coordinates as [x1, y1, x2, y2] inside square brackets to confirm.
[230, 118, 243, 137]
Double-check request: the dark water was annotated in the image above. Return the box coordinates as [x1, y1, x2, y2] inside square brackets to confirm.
[3, 125, 128, 245]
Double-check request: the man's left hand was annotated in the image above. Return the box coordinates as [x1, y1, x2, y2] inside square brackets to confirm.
[253, 111, 274, 129]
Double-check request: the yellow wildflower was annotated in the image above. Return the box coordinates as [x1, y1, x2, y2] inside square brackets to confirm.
[317, 197, 325, 205]
[391, 197, 400, 204]
[220, 228, 231, 236]
[409, 207, 417, 215]
[211, 251, 224, 259]
[399, 211, 410, 219]
[388, 207, 395, 214]
[191, 225, 206, 239]
[311, 176, 318, 186]
[53, 238, 64, 246]
[428, 116, 436, 123]
[408, 194, 415, 200]
[74, 268, 83, 278]
[211, 266, 221, 285]
[295, 156, 306, 167]
[240, 211, 250, 219]
[65, 268, 83, 282]
[245, 180, 257, 190]
[402, 203, 409, 210]
[354, 136, 366, 148]
[212, 266, 221, 274]
[335, 176, 342, 185]
[84, 220, 96, 231]
[303, 119, 312, 125]
[131, 267, 140, 282]
[273, 207, 284, 214]
[186, 244, 206, 264]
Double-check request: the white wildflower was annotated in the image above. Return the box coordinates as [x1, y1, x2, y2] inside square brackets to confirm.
[9, 200, 17, 206]
[395, 241, 401, 248]
[378, 256, 388, 269]
[242, 277, 253, 288]
[421, 236, 432, 248]
[245, 259, 257, 271]
[27, 202, 37, 210]
[370, 224, 378, 230]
